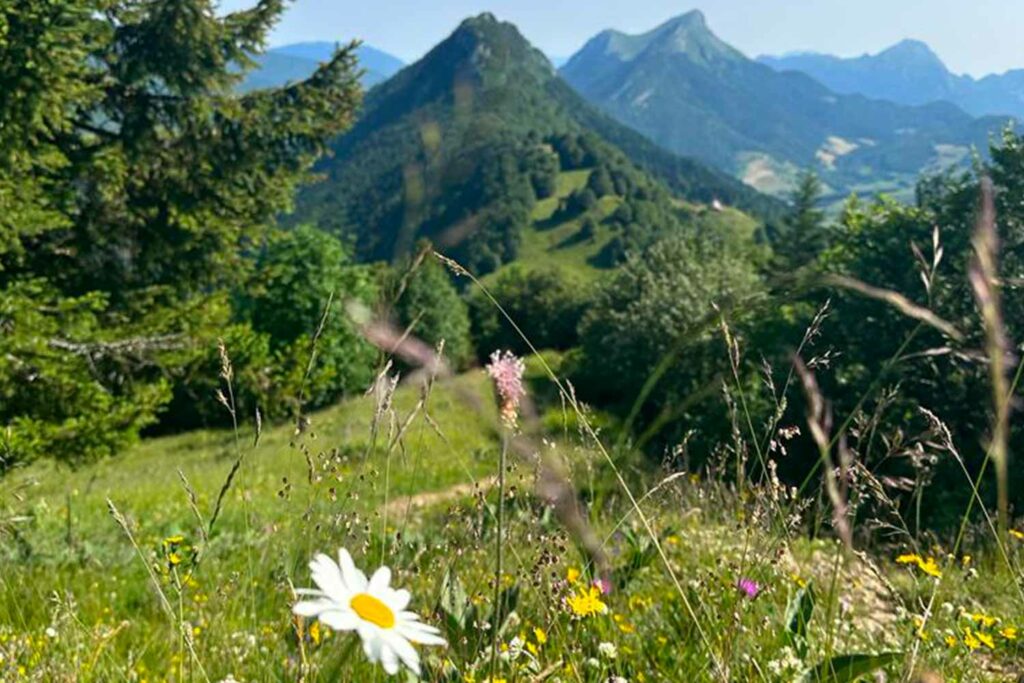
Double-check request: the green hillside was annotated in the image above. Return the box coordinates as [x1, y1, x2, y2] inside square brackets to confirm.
[289, 13, 781, 274]
[561, 11, 1010, 202]
[484, 168, 761, 283]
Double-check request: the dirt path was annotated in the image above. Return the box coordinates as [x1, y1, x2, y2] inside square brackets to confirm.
[383, 475, 498, 518]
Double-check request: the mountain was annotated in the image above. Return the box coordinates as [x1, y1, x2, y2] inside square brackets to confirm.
[759, 41, 1024, 120]
[561, 11, 1009, 201]
[241, 43, 404, 91]
[289, 13, 781, 273]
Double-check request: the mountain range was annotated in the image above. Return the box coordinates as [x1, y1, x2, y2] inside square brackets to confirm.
[759, 41, 1024, 120]
[241, 42, 405, 91]
[560, 11, 1010, 201]
[289, 13, 779, 274]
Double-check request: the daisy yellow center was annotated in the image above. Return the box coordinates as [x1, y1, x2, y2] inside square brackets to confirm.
[350, 593, 395, 629]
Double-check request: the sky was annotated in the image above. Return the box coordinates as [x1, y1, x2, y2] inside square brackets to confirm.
[221, 0, 1024, 78]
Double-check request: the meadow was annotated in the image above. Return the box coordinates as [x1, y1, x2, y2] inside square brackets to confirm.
[2, 327, 1023, 682]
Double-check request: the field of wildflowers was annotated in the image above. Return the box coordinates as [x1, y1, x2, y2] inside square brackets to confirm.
[1, 321, 1023, 682]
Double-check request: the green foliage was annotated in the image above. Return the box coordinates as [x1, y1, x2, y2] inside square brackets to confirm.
[469, 266, 590, 357]
[1, 0, 362, 467]
[241, 227, 378, 415]
[772, 171, 830, 268]
[799, 652, 903, 683]
[0, 281, 171, 471]
[579, 233, 762, 392]
[393, 252, 474, 369]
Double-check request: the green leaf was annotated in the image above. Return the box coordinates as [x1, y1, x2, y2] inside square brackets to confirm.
[798, 652, 902, 683]
[783, 582, 816, 656]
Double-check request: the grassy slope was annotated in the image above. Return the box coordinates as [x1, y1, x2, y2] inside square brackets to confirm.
[0, 372, 502, 677]
[486, 169, 762, 285]
[2, 364, 1023, 681]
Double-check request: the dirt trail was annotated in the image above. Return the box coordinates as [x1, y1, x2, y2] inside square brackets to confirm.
[383, 475, 498, 517]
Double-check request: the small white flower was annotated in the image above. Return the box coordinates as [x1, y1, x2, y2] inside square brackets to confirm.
[501, 635, 526, 662]
[598, 641, 618, 659]
[293, 549, 446, 676]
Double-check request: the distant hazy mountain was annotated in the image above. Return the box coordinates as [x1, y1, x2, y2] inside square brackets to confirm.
[290, 13, 780, 268]
[561, 11, 1009, 200]
[760, 42, 1024, 120]
[240, 43, 404, 92]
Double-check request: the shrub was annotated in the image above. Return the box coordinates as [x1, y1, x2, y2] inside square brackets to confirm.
[469, 266, 590, 357]
[394, 253, 474, 369]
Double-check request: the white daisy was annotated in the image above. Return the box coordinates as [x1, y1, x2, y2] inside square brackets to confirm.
[292, 548, 446, 676]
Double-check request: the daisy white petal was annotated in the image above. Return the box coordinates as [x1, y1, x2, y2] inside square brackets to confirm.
[380, 643, 400, 675]
[338, 548, 369, 592]
[387, 632, 422, 674]
[319, 610, 359, 631]
[310, 554, 348, 602]
[292, 598, 336, 617]
[369, 566, 392, 592]
[387, 588, 411, 612]
[398, 622, 447, 645]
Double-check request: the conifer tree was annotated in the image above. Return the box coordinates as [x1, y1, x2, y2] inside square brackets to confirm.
[0, 0, 362, 470]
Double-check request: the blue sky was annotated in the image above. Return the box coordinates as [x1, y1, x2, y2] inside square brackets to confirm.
[223, 0, 1022, 77]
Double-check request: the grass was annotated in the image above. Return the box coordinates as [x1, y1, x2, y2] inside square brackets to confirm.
[486, 170, 762, 285]
[3, 341, 1023, 681]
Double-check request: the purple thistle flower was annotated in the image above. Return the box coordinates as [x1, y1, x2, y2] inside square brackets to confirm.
[486, 350, 526, 428]
[737, 577, 761, 599]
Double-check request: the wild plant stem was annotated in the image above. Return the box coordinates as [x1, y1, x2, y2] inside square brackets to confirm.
[490, 432, 509, 677]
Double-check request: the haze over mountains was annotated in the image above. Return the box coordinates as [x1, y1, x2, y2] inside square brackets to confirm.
[760, 41, 1024, 120]
[241, 42, 405, 91]
[559, 10, 1010, 201]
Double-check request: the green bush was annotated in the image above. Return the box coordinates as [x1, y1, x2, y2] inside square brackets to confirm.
[239, 226, 379, 416]
[393, 253, 474, 369]
[575, 234, 763, 447]
[469, 266, 591, 358]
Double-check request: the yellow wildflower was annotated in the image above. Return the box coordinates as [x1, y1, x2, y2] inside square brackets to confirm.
[1000, 626, 1017, 640]
[1010, 529, 1024, 540]
[968, 612, 998, 628]
[566, 567, 581, 584]
[964, 629, 981, 650]
[168, 552, 183, 566]
[976, 631, 995, 649]
[309, 620, 322, 645]
[944, 634, 958, 647]
[613, 613, 635, 632]
[566, 586, 607, 618]
[533, 627, 547, 645]
[895, 553, 941, 578]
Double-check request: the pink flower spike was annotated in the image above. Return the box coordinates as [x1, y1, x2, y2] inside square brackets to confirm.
[593, 577, 613, 595]
[486, 350, 526, 428]
[737, 578, 761, 599]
